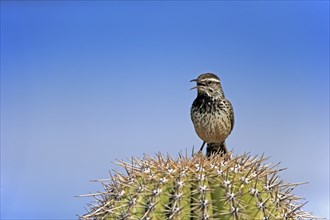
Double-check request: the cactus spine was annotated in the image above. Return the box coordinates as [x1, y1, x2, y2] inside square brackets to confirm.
[81, 152, 315, 219]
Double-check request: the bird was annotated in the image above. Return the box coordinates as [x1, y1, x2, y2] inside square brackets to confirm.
[190, 73, 234, 157]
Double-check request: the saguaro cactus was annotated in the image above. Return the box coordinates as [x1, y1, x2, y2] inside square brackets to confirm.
[81, 152, 315, 219]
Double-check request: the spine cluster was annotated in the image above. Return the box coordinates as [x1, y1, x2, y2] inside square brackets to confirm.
[81, 153, 315, 220]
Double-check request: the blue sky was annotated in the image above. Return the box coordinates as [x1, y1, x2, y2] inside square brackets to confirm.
[1, 1, 329, 219]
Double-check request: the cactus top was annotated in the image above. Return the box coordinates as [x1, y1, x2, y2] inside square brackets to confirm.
[81, 152, 315, 220]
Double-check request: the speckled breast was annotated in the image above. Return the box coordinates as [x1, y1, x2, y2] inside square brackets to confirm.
[191, 96, 232, 144]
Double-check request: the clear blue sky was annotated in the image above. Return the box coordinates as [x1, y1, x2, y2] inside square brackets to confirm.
[1, 1, 329, 219]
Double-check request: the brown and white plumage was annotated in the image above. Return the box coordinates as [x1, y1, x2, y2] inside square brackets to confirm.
[190, 73, 234, 156]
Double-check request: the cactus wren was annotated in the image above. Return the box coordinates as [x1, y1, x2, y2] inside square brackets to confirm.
[190, 73, 234, 157]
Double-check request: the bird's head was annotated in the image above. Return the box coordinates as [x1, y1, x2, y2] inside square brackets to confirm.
[190, 73, 224, 98]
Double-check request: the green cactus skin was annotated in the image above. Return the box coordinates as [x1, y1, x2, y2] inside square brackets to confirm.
[81, 152, 315, 220]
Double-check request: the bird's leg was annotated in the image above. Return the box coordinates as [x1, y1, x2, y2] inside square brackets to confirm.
[199, 141, 206, 152]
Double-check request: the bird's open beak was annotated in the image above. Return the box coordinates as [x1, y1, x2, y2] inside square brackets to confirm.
[190, 79, 205, 90]
[190, 79, 198, 90]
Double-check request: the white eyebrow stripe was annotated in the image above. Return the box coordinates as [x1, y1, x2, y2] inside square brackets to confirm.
[200, 78, 220, 83]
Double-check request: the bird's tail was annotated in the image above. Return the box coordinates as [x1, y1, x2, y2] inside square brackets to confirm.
[206, 142, 228, 157]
